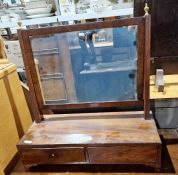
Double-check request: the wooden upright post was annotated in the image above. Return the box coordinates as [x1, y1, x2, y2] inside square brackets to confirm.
[18, 30, 43, 123]
[144, 4, 151, 119]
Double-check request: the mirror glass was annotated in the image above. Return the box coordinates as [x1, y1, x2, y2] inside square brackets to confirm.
[30, 25, 138, 104]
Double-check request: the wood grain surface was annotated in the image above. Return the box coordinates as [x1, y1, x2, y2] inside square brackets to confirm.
[150, 75, 178, 99]
[18, 112, 160, 146]
[11, 140, 178, 174]
[21, 148, 85, 164]
[87, 145, 157, 163]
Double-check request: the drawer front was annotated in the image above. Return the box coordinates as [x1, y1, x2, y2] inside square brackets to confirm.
[87, 145, 158, 163]
[21, 147, 85, 164]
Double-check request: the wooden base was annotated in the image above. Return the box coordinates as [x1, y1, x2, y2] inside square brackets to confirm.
[17, 111, 161, 171]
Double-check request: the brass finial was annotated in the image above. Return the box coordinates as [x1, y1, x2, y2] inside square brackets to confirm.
[144, 3, 149, 16]
[81, 19, 86, 24]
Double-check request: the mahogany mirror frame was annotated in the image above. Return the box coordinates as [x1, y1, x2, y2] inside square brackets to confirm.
[18, 15, 151, 123]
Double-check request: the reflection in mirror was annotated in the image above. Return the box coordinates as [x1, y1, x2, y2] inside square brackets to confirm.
[30, 25, 138, 104]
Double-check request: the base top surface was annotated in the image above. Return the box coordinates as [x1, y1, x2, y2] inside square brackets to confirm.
[18, 111, 161, 147]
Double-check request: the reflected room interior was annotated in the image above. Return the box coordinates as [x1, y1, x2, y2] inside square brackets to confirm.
[30, 25, 138, 105]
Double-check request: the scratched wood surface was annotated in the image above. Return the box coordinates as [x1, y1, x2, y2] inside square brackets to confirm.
[18, 112, 160, 147]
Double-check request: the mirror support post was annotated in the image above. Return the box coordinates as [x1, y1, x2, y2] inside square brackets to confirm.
[144, 13, 151, 119]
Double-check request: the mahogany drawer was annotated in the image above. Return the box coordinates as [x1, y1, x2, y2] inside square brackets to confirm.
[87, 145, 158, 163]
[21, 147, 85, 164]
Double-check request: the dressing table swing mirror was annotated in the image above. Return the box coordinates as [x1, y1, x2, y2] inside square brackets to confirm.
[17, 6, 162, 171]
